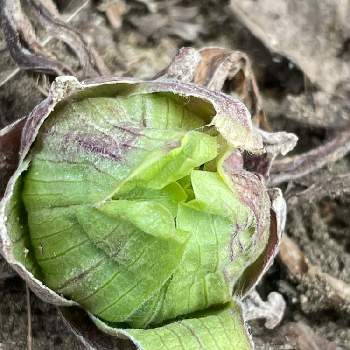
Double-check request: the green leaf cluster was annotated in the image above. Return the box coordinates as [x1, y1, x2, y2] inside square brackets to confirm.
[7, 92, 265, 349]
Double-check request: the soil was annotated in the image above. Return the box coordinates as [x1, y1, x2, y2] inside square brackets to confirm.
[0, 1, 349, 349]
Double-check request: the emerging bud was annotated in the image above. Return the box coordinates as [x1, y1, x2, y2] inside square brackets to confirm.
[0, 75, 284, 350]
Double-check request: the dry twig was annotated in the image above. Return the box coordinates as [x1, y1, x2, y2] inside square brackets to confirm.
[288, 172, 350, 202]
[275, 322, 338, 350]
[98, 0, 127, 29]
[1, 0, 72, 76]
[270, 128, 350, 186]
[0, 0, 92, 87]
[0, 0, 108, 87]
[279, 234, 350, 313]
[28, 0, 108, 76]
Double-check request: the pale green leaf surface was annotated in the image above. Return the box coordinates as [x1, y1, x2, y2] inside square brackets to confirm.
[21, 93, 218, 325]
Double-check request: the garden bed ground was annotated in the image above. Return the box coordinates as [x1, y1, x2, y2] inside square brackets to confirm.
[1, 1, 349, 349]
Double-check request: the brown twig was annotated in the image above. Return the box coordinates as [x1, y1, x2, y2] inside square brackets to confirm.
[98, 0, 127, 29]
[275, 322, 338, 350]
[278, 90, 350, 130]
[279, 234, 350, 313]
[270, 128, 350, 186]
[0, 0, 91, 87]
[27, 0, 109, 76]
[1, 0, 72, 76]
[288, 172, 350, 202]
[0, 0, 109, 86]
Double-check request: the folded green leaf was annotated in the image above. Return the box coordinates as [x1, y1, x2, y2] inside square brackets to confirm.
[90, 302, 252, 350]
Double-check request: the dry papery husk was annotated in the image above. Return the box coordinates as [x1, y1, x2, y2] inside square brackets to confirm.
[0, 48, 290, 349]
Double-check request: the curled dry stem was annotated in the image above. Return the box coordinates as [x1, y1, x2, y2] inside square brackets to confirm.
[270, 128, 350, 186]
[276, 321, 339, 350]
[0, 0, 108, 84]
[1, 0, 72, 76]
[288, 172, 350, 202]
[27, 0, 109, 76]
